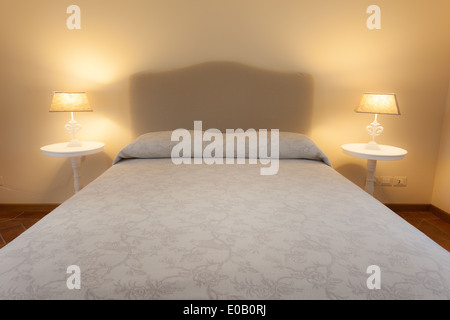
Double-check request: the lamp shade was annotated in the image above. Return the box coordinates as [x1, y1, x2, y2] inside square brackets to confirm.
[49, 92, 92, 112]
[355, 93, 400, 115]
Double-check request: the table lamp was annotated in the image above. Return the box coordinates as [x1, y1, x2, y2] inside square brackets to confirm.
[49, 92, 92, 147]
[355, 93, 400, 150]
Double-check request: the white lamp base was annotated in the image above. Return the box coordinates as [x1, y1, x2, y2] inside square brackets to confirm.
[65, 112, 82, 147]
[365, 114, 383, 149]
[67, 139, 82, 147]
[364, 141, 381, 150]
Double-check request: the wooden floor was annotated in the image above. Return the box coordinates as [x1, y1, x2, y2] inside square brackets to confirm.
[0, 209, 50, 249]
[1, 207, 450, 252]
[394, 210, 450, 252]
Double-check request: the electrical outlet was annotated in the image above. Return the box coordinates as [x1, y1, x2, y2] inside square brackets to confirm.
[393, 176, 407, 187]
[378, 176, 393, 186]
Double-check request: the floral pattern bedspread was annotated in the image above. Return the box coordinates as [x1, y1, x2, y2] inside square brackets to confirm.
[0, 158, 449, 299]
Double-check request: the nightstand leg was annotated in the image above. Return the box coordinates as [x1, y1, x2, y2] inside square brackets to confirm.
[366, 159, 377, 195]
[70, 157, 81, 192]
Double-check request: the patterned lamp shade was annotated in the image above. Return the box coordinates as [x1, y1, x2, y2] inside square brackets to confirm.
[355, 93, 400, 115]
[49, 92, 92, 112]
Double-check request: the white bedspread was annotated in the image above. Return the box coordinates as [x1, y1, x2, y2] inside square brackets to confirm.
[0, 157, 449, 299]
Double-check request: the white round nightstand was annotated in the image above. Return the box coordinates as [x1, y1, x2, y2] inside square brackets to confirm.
[41, 141, 105, 192]
[341, 143, 407, 195]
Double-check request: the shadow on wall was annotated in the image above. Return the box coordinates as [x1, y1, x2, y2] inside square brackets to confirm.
[335, 163, 393, 203]
[335, 163, 367, 190]
[128, 61, 314, 136]
[39, 152, 112, 203]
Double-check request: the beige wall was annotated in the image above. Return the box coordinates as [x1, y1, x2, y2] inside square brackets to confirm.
[432, 82, 450, 212]
[1, 0, 449, 204]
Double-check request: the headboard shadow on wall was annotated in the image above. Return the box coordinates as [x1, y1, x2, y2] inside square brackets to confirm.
[129, 61, 313, 136]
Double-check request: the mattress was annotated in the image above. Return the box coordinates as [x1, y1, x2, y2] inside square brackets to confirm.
[0, 132, 449, 300]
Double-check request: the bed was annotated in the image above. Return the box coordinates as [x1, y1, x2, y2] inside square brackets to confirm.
[0, 62, 449, 300]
